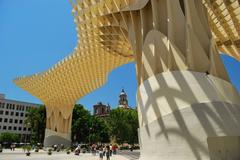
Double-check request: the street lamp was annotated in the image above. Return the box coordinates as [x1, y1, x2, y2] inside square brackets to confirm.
[25, 122, 31, 144]
[89, 127, 92, 145]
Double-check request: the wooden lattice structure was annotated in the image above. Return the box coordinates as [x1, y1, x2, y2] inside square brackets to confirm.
[13, 0, 239, 142]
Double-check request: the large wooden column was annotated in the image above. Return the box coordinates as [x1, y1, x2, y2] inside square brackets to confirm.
[43, 103, 74, 147]
[127, 0, 240, 159]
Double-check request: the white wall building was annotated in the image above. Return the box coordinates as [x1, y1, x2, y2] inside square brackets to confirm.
[0, 93, 40, 142]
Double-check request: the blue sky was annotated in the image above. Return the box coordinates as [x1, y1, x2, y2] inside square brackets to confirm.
[0, 0, 239, 111]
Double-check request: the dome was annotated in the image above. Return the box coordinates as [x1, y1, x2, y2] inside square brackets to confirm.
[120, 89, 126, 95]
[97, 102, 103, 105]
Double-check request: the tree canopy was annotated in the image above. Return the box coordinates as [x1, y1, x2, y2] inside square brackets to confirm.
[71, 104, 91, 143]
[25, 105, 46, 144]
[88, 116, 110, 143]
[72, 104, 110, 144]
[108, 108, 139, 144]
[24, 104, 139, 145]
[0, 132, 20, 143]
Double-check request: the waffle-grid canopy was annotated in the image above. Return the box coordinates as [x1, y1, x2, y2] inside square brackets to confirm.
[14, 0, 240, 108]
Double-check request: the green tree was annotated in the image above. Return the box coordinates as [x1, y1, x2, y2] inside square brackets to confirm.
[71, 104, 91, 143]
[126, 109, 139, 144]
[88, 116, 110, 144]
[0, 132, 20, 143]
[108, 108, 139, 144]
[25, 105, 46, 144]
[72, 104, 110, 144]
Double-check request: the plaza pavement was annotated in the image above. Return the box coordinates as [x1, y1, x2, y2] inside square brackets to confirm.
[118, 150, 140, 160]
[0, 149, 140, 160]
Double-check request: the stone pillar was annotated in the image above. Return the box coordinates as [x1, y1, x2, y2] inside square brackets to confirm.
[127, 0, 240, 159]
[43, 104, 74, 147]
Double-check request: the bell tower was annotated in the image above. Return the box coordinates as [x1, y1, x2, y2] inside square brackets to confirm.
[118, 89, 129, 109]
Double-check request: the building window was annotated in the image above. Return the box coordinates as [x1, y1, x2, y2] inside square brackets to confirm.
[6, 103, 9, 109]
[28, 128, 31, 131]
[0, 118, 2, 122]
[8, 126, 12, 130]
[19, 120, 23, 124]
[13, 127, 17, 130]
[15, 119, 18, 123]
[15, 112, 19, 116]
[12, 104, 15, 110]
[23, 127, 26, 131]
[18, 127, 22, 131]
[11, 111, 14, 116]
[5, 111, 9, 115]
[4, 118, 7, 123]
[0, 126, 1, 129]
[20, 113, 24, 117]
[3, 126, 6, 130]
[9, 119, 13, 123]
[0, 110, 3, 115]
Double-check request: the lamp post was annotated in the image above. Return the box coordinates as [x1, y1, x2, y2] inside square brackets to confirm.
[89, 127, 92, 145]
[24, 122, 31, 144]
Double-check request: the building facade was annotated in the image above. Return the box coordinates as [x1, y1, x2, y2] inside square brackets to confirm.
[93, 102, 111, 117]
[0, 93, 40, 142]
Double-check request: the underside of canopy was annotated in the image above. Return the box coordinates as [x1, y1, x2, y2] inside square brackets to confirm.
[13, 0, 240, 107]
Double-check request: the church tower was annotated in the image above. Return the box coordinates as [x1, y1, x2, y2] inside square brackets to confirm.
[118, 89, 129, 109]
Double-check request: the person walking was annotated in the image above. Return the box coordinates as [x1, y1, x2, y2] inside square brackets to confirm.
[99, 147, 103, 160]
[106, 146, 110, 160]
[103, 146, 106, 156]
[74, 145, 80, 155]
[129, 145, 133, 152]
[112, 145, 117, 155]
[109, 144, 112, 156]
